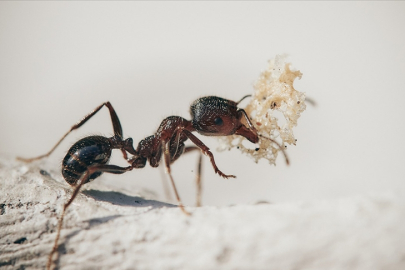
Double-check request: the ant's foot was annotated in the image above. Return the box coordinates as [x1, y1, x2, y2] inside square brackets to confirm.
[217, 170, 236, 179]
[16, 156, 36, 163]
[179, 205, 192, 216]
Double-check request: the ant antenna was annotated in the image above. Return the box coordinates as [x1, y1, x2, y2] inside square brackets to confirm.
[236, 94, 252, 105]
[259, 134, 290, 165]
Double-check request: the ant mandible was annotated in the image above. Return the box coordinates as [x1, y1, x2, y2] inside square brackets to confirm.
[17, 95, 289, 270]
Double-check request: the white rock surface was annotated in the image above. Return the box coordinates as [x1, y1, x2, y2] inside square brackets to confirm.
[1, 156, 405, 270]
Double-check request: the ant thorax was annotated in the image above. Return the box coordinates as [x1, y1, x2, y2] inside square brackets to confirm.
[218, 55, 307, 164]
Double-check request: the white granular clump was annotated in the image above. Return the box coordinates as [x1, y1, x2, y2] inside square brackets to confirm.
[218, 55, 306, 164]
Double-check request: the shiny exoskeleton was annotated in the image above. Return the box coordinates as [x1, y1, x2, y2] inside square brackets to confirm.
[62, 136, 112, 185]
[17, 95, 289, 270]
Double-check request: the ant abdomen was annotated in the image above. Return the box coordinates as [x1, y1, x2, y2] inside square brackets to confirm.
[62, 136, 112, 186]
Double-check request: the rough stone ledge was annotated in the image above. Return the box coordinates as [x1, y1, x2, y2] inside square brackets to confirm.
[1, 156, 405, 270]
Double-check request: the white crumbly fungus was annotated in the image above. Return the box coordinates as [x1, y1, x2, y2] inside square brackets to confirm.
[218, 55, 306, 164]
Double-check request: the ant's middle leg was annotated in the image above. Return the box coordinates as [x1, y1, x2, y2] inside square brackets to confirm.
[18, 102, 123, 163]
[47, 164, 133, 270]
[183, 146, 203, 207]
[162, 141, 191, 216]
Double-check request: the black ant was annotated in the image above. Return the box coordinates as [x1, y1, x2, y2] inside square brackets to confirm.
[17, 95, 289, 270]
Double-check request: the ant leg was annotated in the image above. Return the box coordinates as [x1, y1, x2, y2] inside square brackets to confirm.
[121, 149, 130, 162]
[184, 146, 203, 207]
[18, 102, 123, 163]
[47, 164, 132, 270]
[158, 165, 173, 202]
[182, 130, 236, 179]
[162, 141, 191, 216]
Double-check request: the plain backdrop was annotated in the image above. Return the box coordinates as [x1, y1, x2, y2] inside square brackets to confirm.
[1, 2, 404, 206]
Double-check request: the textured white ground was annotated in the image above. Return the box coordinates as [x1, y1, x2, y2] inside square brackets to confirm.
[1, 156, 405, 270]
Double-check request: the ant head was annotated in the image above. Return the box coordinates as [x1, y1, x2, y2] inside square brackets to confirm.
[190, 96, 259, 143]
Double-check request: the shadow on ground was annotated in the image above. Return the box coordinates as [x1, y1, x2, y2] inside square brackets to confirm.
[82, 189, 176, 209]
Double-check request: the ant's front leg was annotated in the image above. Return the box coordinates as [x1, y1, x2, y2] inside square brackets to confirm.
[182, 130, 236, 179]
[47, 164, 132, 270]
[18, 102, 123, 163]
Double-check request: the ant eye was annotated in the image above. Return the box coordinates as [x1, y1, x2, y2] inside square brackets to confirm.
[190, 96, 239, 136]
[214, 117, 223, 126]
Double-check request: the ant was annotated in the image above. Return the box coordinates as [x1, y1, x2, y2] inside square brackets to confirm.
[17, 95, 289, 270]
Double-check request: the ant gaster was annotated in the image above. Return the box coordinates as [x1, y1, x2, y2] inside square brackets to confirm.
[17, 95, 289, 270]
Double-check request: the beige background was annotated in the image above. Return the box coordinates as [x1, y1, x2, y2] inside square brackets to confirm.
[1, 2, 404, 206]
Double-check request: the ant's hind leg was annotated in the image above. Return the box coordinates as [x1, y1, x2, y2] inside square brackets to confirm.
[162, 142, 191, 216]
[18, 102, 123, 163]
[184, 146, 203, 207]
[47, 164, 132, 270]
